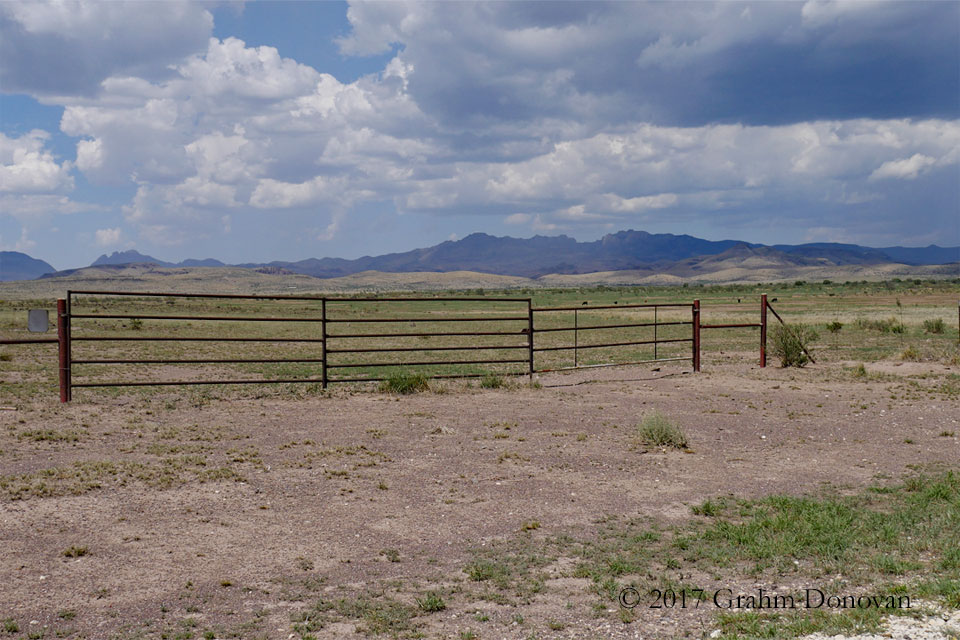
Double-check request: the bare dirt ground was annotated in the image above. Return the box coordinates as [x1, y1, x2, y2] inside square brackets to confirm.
[1, 356, 958, 639]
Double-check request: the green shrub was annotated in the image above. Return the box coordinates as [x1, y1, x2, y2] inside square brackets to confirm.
[826, 321, 843, 333]
[378, 373, 430, 394]
[637, 410, 688, 449]
[770, 323, 818, 367]
[923, 318, 945, 334]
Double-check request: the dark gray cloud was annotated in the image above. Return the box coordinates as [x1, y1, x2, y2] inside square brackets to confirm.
[341, 1, 959, 128]
[0, 1, 213, 97]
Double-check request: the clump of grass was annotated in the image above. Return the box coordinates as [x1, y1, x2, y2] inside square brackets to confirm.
[480, 374, 505, 389]
[853, 363, 867, 378]
[378, 372, 430, 394]
[637, 410, 688, 449]
[63, 545, 88, 558]
[770, 323, 818, 367]
[923, 318, 945, 334]
[856, 316, 905, 333]
[415, 591, 446, 613]
[826, 321, 843, 333]
[900, 346, 921, 361]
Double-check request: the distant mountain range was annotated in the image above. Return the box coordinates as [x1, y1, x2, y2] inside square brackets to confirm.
[0, 251, 56, 281]
[3, 230, 958, 282]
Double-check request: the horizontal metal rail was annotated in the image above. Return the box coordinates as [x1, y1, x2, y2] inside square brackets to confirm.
[533, 320, 691, 333]
[71, 336, 325, 342]
[69, 289, 325, 301]
[330, 371, 527, 383]
[327, 358, 528, 369]
[72, 358, 324, 365]
[324, 296, 529, 303]
[330, 330, 525, 338]
[0, 338, 59, 344]
[533, 337, 692, 352]
[325, 316, 527, 323]
[71, 313, 323, 322]
[72, 378, 326, 388]
[535, 303, 693, 311]
[535, 356, 690, 373]
[701, 323, 761, 329]
[326, 344, 527, 354]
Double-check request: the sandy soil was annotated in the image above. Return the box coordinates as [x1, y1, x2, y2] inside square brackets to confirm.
[1, 357, 957, 639]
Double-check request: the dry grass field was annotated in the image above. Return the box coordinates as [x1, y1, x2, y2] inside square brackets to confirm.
[1, 278, 959, 639]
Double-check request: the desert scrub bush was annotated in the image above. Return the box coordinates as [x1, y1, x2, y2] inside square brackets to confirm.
[637, 410, 688, 449]
[770, 323, 818, 367]
[826, 321, 843, 333]
[923, 318, 945, 334]
[378, 372, 429, 394]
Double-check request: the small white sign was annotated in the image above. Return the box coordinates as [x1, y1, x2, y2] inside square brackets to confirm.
[28, 309, 49, 333]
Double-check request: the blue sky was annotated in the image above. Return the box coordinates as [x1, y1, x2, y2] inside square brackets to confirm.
[1, 1, 958, 270]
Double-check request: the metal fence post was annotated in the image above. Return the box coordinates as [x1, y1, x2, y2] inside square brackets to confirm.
[574, 308, 578, 368]
[654, 306, 658, 361]
[321, 298, 328, 389]
[57, 298, 71, 402]
[760, 293, 767, 368]
[692, 300, 701, 372]
[527, 299, 534, 380]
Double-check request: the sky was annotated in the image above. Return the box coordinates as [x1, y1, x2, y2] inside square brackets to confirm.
[1, 1, 958, 270]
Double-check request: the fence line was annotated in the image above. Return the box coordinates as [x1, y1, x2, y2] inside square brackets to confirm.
[2, 290, 717, 401]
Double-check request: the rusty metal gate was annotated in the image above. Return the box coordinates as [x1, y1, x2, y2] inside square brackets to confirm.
[2, 290, 712, 401]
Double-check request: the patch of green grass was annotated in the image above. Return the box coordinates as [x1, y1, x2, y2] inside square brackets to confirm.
[637, 410, 687, 449]
[378, 372, 430, 394]
[0, 457, 244, 501]
[334, 593, 418, 635]
[674, 471, 960, 577]
[714, 607, 887, 640]
[17, 429, 82, 443]
[3, 618, 19, 633]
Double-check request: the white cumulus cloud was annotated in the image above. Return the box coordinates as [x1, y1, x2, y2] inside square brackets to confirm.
[0, 130, 73, 194]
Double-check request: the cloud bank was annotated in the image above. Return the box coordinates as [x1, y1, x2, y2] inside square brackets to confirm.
[1, 1, 957, 261]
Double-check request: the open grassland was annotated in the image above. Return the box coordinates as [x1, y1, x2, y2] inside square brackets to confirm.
[0, 280, 958, 639]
